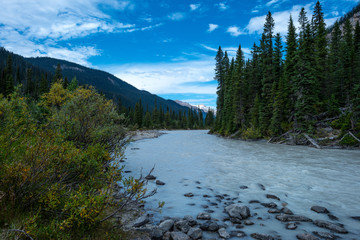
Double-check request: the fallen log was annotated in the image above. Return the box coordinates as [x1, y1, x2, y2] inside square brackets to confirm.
[348, 131, 360, 143]
[303, 133, 321, 149]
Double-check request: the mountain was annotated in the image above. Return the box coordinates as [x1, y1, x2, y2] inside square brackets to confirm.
[175, 100, 214, 113]
[328, 3, 360, 33]
[25, 57, 188, 112]
[0, 47, 188, 113]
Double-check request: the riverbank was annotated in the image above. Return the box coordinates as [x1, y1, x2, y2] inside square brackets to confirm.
[128, 130, 166, 141]
[123, 130, 360, 239]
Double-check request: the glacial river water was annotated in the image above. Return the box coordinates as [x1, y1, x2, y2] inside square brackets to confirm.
[123, 130, 360, 239]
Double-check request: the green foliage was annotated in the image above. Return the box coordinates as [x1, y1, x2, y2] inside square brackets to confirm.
[0, 83, 148, 239]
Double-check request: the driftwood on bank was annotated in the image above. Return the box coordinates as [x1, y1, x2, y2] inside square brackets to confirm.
[349, 131, 360, 143]
[303, 133, 322, 149]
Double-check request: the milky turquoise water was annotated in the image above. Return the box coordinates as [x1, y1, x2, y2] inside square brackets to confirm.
[123, 130, 360, 239]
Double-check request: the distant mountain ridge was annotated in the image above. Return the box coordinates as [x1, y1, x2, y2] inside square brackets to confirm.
[175, 100, 214, 113]
[25, 57, 189, 112]
[0, 47, 188, 113]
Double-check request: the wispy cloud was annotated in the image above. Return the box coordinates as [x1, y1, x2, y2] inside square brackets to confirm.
[201, 44, 252, 59]
[245, 4, 313, 35]
[190, 4, 201, 11]
[0, 0, 139, 65]
[227, 26, 245, 37]
[216, 2, 229, 11]
[168, 12, 186, 21]
[207, 24, 219, 32]
[106, 59, 216, 96]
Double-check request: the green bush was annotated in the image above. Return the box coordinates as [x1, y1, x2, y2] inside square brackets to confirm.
[0, 84, 150, 239]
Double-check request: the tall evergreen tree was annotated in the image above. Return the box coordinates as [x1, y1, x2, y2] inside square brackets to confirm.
[328, 21, 342, 102]
[4, 54, 14, 96]
[232, 45, 245, 131]
[259, 11, 275, 135]
[214, 46, 225, 131]
[53, 64, 62, 83]
[341, 19, 354, 105]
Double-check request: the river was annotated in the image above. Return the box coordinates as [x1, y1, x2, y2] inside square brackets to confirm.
[123, 130, 360, 239]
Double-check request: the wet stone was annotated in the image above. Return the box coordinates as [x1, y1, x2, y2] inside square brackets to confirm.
[311, 206, 329, 214]
[195, 181, 201, 184]
[240, 185, 248, 189]
[205, 209, 215, 213]
[249, 200, 260, 204]
[230, 230, 247, 238]
[268, 209, 282, 214]
[183, 215, 197, 226]
[170, 231, 190, 240]
[327, 214, 338, 221]
[200, 220, 219, 232]
[218, 228, 230, 239]
[244, 220, 254, 225]
[258, 183, 266, 191]
[230, 217, 242, 224]
[203, 194, 211, 198]
[351, 216, 360, 221]
[286, 222, 297, 230]
[145, 174, 156, 180]
[187, 227, 202, 240]
[281, 207, 294, 215]
[266, 194, 280, 201]
[155, 180, 165, 185]
[276, 214, 312, 222]
[296, 233, 319, 240]
[201, 205, 209, 209]
[261, 202, 277, 208]
[197, 212, 211, 220]
[312, 231, 339, 240]
[124, 170, 132, 173]
[184, 193, 194, 197]
[250, 233, 275, 240]
[187, 203, 195, 206]
[313, 220, 348, 234]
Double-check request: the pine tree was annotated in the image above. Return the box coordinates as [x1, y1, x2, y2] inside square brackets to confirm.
[68, 77, 78, 91]
[39, 74, 48, 94]
[328, 21, 342, 102]
[53, 64, 62, 83]
[4, 54, 14, 96]
[312, 1, 328, 102]
[341, 19, 354, 105]
[214, 46, 225, 131]
[232, 45, 245, 131]
[223, 58, 235, 133]
[259, 11, 275, 135]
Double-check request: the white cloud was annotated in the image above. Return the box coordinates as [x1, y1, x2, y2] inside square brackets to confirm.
[0, 0, 138, 65]
[245, 4, 313, 35]
[227, 26, 245, 37]
[208, 24, 219, 32]
[168, 12, 186, 21]
[190, 4, 200, 11]
[201, 44, 252, 59]
[266, 0, 280, 7]
[106, 59, 217, 95]
[217, 2, 229, 11]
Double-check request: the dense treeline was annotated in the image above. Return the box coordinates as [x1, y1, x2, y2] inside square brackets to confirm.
[119, 98, 215, 130]
[212, 1, 360, 146]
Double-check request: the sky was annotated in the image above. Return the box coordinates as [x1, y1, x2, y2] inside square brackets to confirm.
[0, 0, 359, 108]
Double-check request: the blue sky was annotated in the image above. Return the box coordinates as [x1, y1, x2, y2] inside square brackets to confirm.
[0, 0, 359, 108]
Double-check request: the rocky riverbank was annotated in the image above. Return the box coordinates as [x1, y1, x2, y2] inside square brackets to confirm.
[118, 179, 359, 240]
[128, 130, 166, 142]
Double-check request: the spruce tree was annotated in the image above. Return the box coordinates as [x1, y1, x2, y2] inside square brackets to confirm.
[4, 54, 14, 96]
[328, 21, 342, 102]
[53, 64, 62, 83]
[341, 19, 354, 105]
[259, 11, 275, 136]
[232, 45, 245, 131]
[214, 46, 225, 131]
[312, 1, 328, 102]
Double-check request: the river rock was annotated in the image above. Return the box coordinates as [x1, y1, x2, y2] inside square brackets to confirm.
[187, 227, 202, 239]
[351, 216, 360, 221]
[276, 214, 312, 222]
[261, 202, 277, 208]
[230, 217, 242, 224]
[311, 206, 329, 214]
[175, 220, 191, 233]
[218, 228, 230, 239]
[296, 233, 319, 240]
[159, 219, 174, 233]
[156, 180, 165, 185]
[230, 230, 247, 238]
[266, 194, 280, 201]
[286, 223, 297, 230]
[200, 220, 219, 232]
[249, 200, 260, 204]
[244, 220, 254, 225]
[183, 215, 197, 226]
[240, 185, 248, 189]
[250, 233, 275, 240]
[313, 220, 348, 234]
[145, 174, 156, 180]
[327, 214, 338, 221]
[225, 204, 250, 219]
[203, 194, 211, 198]
[170, 231, 190, 240]
[268, 209, 282, 214]
[184, 193, 194, 197]
[133, 214, 150, 227]
[151, 227, 163, 240]
[312, 231, 339, 240]
[281, 207, 294, 215]
[258, 183, 266, 190]
[197, 212, 211, 220]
